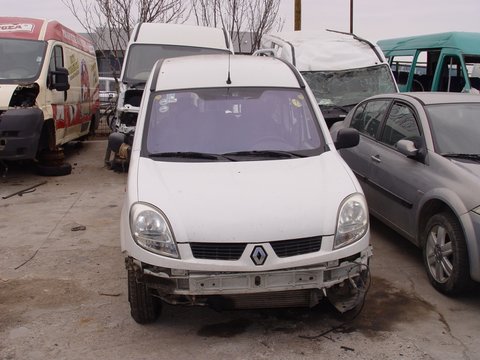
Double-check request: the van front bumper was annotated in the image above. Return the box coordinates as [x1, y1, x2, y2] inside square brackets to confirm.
[126, 247, 372, 311]
[0, 108, 44, 160]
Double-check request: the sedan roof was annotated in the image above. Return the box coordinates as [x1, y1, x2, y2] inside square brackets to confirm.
[369, 92, 480, 105]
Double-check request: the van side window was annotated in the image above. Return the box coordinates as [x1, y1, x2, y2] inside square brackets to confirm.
[351, 100, 390, 138]
[390, 55, 414, 89]
[380, 103, 420, 147]
[50, 45, 64, 70]
[439, 55, 466, 92]
[48, 45, 65, 89]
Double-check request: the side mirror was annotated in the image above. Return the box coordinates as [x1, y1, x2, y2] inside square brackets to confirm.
[334, 128, 360, 149]
[396, 138, 427, 163]
[50, 67, 70, 91]
[396, 139, 419, 157]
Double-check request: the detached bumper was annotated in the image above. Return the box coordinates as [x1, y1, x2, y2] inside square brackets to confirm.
[0, 108, 44, 160]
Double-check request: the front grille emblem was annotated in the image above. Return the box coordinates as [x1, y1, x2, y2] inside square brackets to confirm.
[250, 246, 267, 266]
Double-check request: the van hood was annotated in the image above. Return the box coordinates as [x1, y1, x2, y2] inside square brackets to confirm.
[134, 153, 359, 244]
[0, 84, 16, 107]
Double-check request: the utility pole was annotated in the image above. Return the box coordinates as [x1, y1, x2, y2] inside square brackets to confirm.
[295, 0, 301, 30]
[350, 0, 353, 33]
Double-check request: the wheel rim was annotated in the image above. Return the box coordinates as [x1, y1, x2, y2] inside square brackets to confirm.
[425, 224, 454, 284]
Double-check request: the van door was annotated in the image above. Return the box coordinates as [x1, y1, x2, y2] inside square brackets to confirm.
[47, 44, 68, 143]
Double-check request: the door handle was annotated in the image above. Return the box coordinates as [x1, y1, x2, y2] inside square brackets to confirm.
[371, 154, 381, 163]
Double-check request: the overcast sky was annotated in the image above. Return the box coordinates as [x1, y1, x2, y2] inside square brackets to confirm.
[2, 0, 479, 43]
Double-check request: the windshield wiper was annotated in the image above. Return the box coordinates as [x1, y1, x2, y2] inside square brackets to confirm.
[223, 150, 306, 159]
[149, 151, 234, 161]
[319, 104, 350, 114]
[441, 153, 480, 161]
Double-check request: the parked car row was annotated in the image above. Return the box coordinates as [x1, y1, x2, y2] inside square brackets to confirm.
[3, 16, 478, 323]
[114, 25, 480, 323]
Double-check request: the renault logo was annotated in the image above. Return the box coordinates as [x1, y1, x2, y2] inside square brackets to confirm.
[250, 246, 267, 266]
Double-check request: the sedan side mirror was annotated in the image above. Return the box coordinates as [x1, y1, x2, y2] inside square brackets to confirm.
[334, 128, 360, 149]
[396, 139, 426, 163]
[396, 139, 418, 157]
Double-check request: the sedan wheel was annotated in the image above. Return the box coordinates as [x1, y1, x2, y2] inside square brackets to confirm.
[422, 212, 472, 295]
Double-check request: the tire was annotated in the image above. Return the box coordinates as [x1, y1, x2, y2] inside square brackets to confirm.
[36, 162, 72, 176]
[127, 269, 161, 324]
[422, 212, 473, 295]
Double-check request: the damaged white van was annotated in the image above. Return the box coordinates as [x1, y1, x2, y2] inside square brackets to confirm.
[257, 30, 397, 128]
[121, 54, 372, 323]
[0, 17, 100, 175]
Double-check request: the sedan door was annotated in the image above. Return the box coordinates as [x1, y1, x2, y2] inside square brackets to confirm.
[367, 101, 427, 240]
[339, 99, 391, 202]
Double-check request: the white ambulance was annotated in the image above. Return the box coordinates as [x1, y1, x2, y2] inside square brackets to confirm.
[0, 17, 100, 175]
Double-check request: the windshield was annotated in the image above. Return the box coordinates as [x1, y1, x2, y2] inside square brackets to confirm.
[0, 39, 46, 83]
[143, 87, 324, 160]
[426, 103, 480, 155]
[301, 64, 397, 108]
[123, 44, 230, 83]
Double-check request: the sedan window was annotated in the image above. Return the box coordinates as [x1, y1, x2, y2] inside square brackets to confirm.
[380, 103, 420, 147]
[351, 100, 390, 137]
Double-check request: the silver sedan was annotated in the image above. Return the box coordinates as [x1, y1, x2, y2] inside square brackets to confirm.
[330, 92, 480, 295]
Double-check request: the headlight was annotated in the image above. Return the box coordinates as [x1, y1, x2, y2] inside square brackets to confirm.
[473, 206, 480, 216]
[129, 203, 179, 258]
[334, 193, 369, 249]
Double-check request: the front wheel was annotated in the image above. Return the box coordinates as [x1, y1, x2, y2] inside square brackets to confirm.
[422, 212, 473, 295]
[127, 269, 161, 324]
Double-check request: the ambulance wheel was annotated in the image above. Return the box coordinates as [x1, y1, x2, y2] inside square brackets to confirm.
[36, 162, 72, 176]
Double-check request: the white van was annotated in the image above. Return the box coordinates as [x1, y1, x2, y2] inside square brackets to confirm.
[106, 22, 233, 168]
[121, 54, 372, 323]
[257, 30, 398, 127]
[0, 17, 100, 175]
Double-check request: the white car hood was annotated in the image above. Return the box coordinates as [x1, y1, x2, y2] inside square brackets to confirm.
[135, 153, 358, 244]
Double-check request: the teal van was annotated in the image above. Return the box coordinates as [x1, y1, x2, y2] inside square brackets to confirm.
[378, 32, 480, 93]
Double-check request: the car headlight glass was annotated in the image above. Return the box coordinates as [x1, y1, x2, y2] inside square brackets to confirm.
[130, 203, 179, 258]
[473, 206, 480, 216]
[334, 193, 369, 249]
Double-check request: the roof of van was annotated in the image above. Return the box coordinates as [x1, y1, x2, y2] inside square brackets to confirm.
[0, 17, 95, 55]
[377, 32, 480, 57]
[131, 22, 232, 52]
[262, 30, 385, 71]
[150, 54, 302, 91]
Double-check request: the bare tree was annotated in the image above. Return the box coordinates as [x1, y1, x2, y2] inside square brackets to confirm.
[190, 0, 283, 53]
[62, 0, 187, 78]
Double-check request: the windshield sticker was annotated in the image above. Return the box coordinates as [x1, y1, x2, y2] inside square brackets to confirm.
[297, 94, 305, 100]
[159, 105, 169, 113]
[291, 98, 302, 108]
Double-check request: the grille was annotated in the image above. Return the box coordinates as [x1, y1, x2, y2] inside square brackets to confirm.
[223, 289, 320, 309]
[270, 236, 322, 258]
[190, 243, 246, 260]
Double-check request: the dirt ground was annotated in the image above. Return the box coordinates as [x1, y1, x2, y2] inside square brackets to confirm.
[1, 140, 479, 360]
